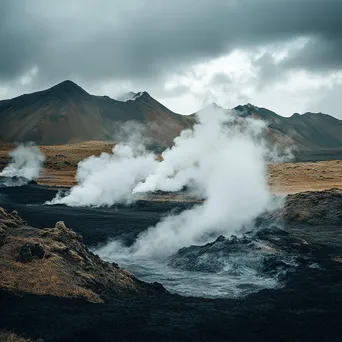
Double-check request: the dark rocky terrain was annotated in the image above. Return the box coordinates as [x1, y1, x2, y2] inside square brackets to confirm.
[169, 226, 319, 278]
[270, 187, 342, 225]
[0, 183, 342, 341]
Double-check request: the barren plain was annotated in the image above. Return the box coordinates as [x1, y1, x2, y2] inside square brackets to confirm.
[1, 141, 341, 193]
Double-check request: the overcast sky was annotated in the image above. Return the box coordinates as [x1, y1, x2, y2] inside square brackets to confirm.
[1, 0, 342, 117]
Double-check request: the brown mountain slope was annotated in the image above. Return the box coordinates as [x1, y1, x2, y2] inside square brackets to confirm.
[0, 81, 194, 146]
[233, 104, 342, 160]
[1, 82, 342, 161]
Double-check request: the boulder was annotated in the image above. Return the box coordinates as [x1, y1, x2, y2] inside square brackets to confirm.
[17, 243, 46, 263]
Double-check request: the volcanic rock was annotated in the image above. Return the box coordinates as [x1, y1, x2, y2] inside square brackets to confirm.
[0, 207, 165, 303]
[17, 243, 46, 263]
[169, 226, 317, 279]
[271, 188, 342, 225]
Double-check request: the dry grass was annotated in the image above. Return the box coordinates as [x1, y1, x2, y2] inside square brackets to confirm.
[1, 142, 342, 193]
[0, 141, 113, 169]
[269, 160, 342, 194]
[40, 141, 114, 167]
[0, 210, 104, 303]
[0, 233, 102, 303]
[38, 169, 76, 187]
[39, 152, 342, 194]
[0, 141, 114, 187]
[0, 330, 41, 342]
[0, 208, 151, 303]
[333, 256, 342, 263]
[0, 258, 101, 303]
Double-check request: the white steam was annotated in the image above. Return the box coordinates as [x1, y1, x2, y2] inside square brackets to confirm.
[95, 107, 277, 259]
[48, 106, 280, 257]
[125, 108, 272, 256]
[0, 143, 45, 180]
[133, 108, 266, 194]
[47, 143, 158, 206]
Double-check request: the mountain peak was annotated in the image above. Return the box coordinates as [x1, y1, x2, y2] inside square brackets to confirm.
[234, 103, 259, 111]
[135, 91, 151, 99]
[56, 79, 78, 87]
[49, 80, 89, 97]
[233, 103, 281, 121]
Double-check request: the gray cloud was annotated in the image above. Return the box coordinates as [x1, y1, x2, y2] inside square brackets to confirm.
[251, 52, 285, 90]
[282, 36, 342, 71]
[312, 83, 342, 116]
[0, 2, 43, 82]
[1, 0, 342, 93]
[209, 72, 232, 86]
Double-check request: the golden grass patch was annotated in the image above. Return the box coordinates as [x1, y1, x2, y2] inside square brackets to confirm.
[0, 330, 41, 342]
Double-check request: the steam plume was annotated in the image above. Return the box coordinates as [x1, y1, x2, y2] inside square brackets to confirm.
[130, 108, 271, 255]
[99, 107, 276, 257]
[0, 143, 45, 180]
[49, 107, 283, 257]
[47, 143, 157, 206]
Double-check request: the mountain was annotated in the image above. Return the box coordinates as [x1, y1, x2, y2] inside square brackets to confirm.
[233, 104, 342, 161]
[0, 80, 194, 146]
[1, 81, 342, 161]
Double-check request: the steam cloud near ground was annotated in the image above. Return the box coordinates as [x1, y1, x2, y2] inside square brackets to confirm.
[0, 143, 45, 180]
[49, 144, 157, 206]
[48, 121, 158, 206]
[49, 107, 282, 256]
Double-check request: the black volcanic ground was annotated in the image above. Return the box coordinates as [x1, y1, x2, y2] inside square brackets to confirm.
[1, 183, 342, 341]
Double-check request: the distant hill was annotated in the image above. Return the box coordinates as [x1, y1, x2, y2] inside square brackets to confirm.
[1, 81, 342, 160]
[233, 104, 342, 161]
[0, 80, 194, 147]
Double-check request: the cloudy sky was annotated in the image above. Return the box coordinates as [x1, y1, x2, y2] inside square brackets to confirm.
[1, 0, 342, 117]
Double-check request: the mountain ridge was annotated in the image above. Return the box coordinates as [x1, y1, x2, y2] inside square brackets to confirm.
[1, 81, 342, 160]
[0, 80, 194, 146]
[232, 104, 342, 156]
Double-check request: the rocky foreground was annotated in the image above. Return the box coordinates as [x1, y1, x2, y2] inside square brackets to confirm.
[1, 189, 342, 341]
[0, 208, 164, 303]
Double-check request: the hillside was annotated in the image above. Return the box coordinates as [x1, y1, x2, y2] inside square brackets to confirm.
[234, 104, 342, 160]
[0, 80, 193, 146]
[1, 82, 342, 160]
[0, 207, 164, 302]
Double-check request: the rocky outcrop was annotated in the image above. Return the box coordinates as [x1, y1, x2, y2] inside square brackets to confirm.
[169, 226, 318, 279]
[271, 188, 342, 225]
[0, 330, 40, 342]
[0, 207, 165, 303]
